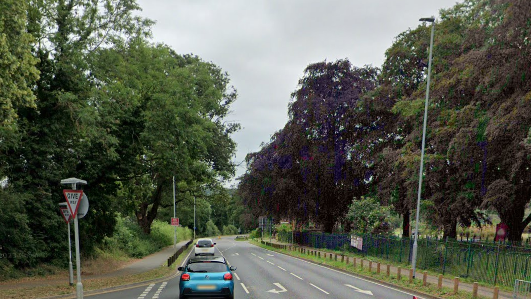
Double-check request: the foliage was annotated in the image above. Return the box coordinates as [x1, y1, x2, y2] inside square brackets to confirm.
[347, 196, 391, 234]
[275, 223, 292, 233]
[249, 228, 261, 239]
[222, 224, 239, 235]
[204, 220, 221, 237]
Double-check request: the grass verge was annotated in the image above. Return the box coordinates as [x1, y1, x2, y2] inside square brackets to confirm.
[250, 240, 494, 299]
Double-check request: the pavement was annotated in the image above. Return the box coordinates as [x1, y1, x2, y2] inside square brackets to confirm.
[261, 238, 514, 299]
[0, 240, 191, 293]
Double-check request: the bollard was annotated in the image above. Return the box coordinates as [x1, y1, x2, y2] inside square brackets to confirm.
[386, 264, 390, 276]
[377, 262, 381, 274]
[360, 259, 364, 269]
[353, 257, 357, 267]
[369, 261, 372, 272]
[397, 266, 401, 280]
[423, 271, 427, 286]
[453, 277, 459, 294]
[493, 286, 499, 299]
[341, 255, 344, 263]
[330, 253, 333, 260]
[335, 254, 337, 261]
[473, 282, 478, 298]
[409, 269, 413, 283]
[318, 251, 321, 258]
[438, 274, 443, 289]
[346, 256, 349, 264]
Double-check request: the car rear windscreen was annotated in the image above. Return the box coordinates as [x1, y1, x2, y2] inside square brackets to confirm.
[188, 262, 227, 273]
[197, 240, 212, 247]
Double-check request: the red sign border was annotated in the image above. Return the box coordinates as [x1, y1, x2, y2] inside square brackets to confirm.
[63, 189, 84, 218]
[59, 206, 71, 223]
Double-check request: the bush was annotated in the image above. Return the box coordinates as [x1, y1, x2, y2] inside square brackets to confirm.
[249, 228, 261, 239]
[205, 220, 221, 237]
[222, 225, 238, 235]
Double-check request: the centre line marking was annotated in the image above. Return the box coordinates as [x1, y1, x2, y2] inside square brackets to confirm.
[241, 283, 250, 294]
[267, 261, 275, 265]
[258, 256, 264, 260]
[278, 266, 286, 271]
[290, 273, 303, 280]
[234, 272, 240, 281]
[310, 283, 329, 294]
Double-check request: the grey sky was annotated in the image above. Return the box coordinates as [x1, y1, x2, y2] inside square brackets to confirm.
[135, 0, 462, 187]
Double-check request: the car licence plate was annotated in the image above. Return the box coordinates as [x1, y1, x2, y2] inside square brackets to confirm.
[197, 285, 216, 290]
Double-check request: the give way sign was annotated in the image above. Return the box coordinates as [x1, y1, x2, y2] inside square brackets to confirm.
[59, 206, 71, 223]
[63, 190, 84, 218]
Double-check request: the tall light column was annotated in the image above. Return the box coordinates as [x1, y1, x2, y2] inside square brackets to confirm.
[412, 16, 435, 279]
[173, 176, 176, 248]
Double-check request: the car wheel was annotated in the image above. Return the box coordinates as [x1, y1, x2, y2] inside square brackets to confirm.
[226, 294, 234, 299]
[179, 294, 187, 299]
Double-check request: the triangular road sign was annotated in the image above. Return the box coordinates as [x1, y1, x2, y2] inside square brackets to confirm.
[63, 190, 84, 218]
[60, 206, 71, 223]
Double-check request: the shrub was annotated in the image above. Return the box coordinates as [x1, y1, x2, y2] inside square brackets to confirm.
[222, 225, 239, 235]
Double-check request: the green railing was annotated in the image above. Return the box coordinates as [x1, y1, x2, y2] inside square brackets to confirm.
[276, 231, 531, 287]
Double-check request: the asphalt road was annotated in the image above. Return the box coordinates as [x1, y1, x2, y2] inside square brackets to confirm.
[87, 236, 422, 299]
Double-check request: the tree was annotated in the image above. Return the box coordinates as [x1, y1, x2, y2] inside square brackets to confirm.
[346, 196, 390, 235]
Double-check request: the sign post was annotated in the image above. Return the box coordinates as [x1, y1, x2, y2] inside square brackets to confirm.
[61, 178, 87, 299]
[59, 203, 73, 286]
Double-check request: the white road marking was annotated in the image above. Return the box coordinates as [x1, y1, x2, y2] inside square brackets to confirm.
[241, 283, 250, 294]
[290, 273, 303, 280]
[267, 260, 275, 265]
[310, 283, 329, 294]
[152, 281, 167, 298]
[267, 282, 288, 294]
[345, 284, 373, 295]
[137, 284, 155, 299]
[256, 246, 422, 298]
[258, 256, 264, 260]
[234, 272, 241, 281]
[278, 266, 286, 271]
[267, 254, 274, 256]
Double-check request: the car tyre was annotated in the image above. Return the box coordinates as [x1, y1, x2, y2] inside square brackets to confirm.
[179, 294, 187, 299]
[226, 294, 234, 299]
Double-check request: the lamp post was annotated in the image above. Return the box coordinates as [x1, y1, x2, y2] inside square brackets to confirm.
[173, 176, 176, 248]
[194, 195, 196, 240]
[412, 16, 435, 279]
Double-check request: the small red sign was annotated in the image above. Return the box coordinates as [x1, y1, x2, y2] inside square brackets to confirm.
[171, 217, 179, 226]
[495, 223, 509, 241]
[60, 206, 71, 223]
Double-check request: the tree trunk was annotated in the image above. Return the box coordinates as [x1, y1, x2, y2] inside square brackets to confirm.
[402, 210, 410, 237]
[443, 219, 457, 239]
[136, 181, 165, 235]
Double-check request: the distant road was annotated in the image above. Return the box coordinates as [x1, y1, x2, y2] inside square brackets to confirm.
[88, 236, 421, 298]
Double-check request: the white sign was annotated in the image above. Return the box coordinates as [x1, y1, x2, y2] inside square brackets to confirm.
[63, 190, 84, 218]
[77, 193, 89, 219]
[350, 235, 363, 251]
[60, 206, 71, 223]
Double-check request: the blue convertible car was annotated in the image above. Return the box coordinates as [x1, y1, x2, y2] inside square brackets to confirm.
[178, 256, 236, 299]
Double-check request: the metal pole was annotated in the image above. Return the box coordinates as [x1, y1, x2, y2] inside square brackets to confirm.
[68, 220, 73, 286]
[72, 183, 83, 299]
[194, 195, 196, 240]
[173, 176, 176, 248]
[412, 17, 435, 279]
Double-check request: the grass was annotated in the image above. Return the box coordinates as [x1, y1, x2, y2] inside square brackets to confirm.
[251, 240, 497, 299]
[0, 245, 193, 299]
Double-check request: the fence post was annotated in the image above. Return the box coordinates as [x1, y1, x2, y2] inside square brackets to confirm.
[493, 245, 500, 285]
[377, 262, 381, 274]
[442, 236, 449, 275]
[493, 286, 499, 299]
[399, 238, 403, 263]
[453, 277, 459, 294]
[386, 264, 390, 276]
[466, 241, 472, 278]
[423, 271, 427, 286]
[438, 274, 443, 289]
[409, 268, 413, 283]
[397, 266, 401, 280]
[472, 282, 478, 298]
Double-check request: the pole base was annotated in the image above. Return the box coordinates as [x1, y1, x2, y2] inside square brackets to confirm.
[76, 282, 83, 299]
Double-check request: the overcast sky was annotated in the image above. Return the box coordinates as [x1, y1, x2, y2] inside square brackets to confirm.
[135, 0, 462, 187]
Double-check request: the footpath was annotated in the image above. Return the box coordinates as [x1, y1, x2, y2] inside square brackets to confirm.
[261, 238, 513, 299]
[0, 240, 191, 298]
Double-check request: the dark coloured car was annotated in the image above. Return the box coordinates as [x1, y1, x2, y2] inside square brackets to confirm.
[178, 256, 236, 299]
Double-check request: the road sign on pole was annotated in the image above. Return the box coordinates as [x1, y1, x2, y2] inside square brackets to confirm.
[171, 217, 179, 226]
[63, 190, 84, 218]
[60, 206, 72, 223]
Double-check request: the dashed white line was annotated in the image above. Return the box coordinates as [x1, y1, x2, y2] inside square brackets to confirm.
[234, 272, 241, 281]
[258, 256, 264, 260]
[278, 266, 286, 271]
[152, 282, 167, 299]
[290, 273, 303, 280]
[137, 283, 155, 299]
[241, 283, 250, 294]
[267, 260, 275, 265]
[310, 283, 329, 295]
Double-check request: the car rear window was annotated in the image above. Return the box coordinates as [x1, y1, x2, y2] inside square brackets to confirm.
[188, 262, 227, 273]
[197, 240, 212, 247]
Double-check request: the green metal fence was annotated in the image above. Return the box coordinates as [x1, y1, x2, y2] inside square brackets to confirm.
[276, 231, 531, 287]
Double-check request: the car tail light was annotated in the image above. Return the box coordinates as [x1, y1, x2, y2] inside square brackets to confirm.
[223, 273, 233, 280]
[211, 244, 214, 247]
[181, 273, 190, 281]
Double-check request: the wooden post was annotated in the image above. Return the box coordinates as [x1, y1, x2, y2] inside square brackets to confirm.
[369, 261, 372, 272]
[335, 254, 337, 261]
[341, 255, 344, 263]
[409, 269, 413, 283]
[438, 275, 443, 289]
[493, 287, 499, 299]
[472, 282, 478, 298]
[386, 264, 390, 276]
[453, 277, 459, 294]
[318, 251, 321, 258]
[397, 267, 401, 280]
[361, 259, 364, 269]
[330, 253, 333, 260]
[353, 257, 357, 267]
[377, 262, 381, 274]
[346, 256, 349, 264]
[423, 271, 427, 286]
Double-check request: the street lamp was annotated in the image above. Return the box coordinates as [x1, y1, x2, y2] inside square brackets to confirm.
[412, 16, 435, 279]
